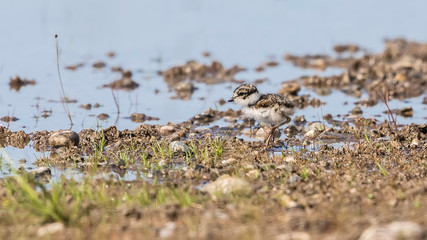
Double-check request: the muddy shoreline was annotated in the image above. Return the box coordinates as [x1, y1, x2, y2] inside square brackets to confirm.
[1, 39, 426, 240]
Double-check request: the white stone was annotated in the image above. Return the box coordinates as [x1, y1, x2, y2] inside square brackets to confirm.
[204, 175, 252, 196]
[170, 141, 191, 154]
[159, 222, 177, 238]
[160, 125, 175, 135]
[359, 221, 424, 240]
[37, 222, 64, 237]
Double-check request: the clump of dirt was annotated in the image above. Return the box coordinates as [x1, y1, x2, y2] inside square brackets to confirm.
[191, 108, 243, 125]
[129, 113, 159, 123]
[9, 76, 36, 91]
[93, 61, 106, 68]
[104, 70, 139, 90]
[333, 44, 360, 54]
[65, 63, 84, 70]
[285, 39, 427, 105]
[98, 113, 110, 120]
[0, 116, 19, 123]
[0, 126, 29, 148]
[162, 60, 246, 87]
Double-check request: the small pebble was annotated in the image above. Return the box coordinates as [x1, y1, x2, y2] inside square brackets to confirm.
[170, 141, 191, 153]
[48, 130, 79, 148]
[160, 125, 176, 135]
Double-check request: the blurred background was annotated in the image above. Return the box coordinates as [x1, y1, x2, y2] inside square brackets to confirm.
[1, 0, 427, 132]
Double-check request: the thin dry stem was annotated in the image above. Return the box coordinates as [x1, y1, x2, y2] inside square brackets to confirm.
[55, 34, 73, 127]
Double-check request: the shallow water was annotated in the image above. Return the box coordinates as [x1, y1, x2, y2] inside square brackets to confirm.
[1, 0, 427, 179]
[1, 0, 427, 132]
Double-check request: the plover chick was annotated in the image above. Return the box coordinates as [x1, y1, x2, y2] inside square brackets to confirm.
[228, 83, 295, 145]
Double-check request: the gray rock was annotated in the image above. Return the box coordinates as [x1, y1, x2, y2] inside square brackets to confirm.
[170, 141, 191, 154]
[304, 129, 317, 139]
[352, 106, 363, 115]
[160, 125, 175, 136]
[48, 130, 79, 148]
[305, 122, 325, 132]
[359, 221, 425, 240]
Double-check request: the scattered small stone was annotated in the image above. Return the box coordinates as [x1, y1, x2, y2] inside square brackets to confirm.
[305, 122, 325, 133]
[279, 81, 301, 96]
[122, 70, 132, 78]
[333, 44, 360, 54]
[111, 66, 123, 72]
[106, 77, 139, 90]
[29, 167, 51, 177]
[65, 63, 84, 70]
[224, 116, 237, 123]
[160, 125, 176, 136]
[265, 61, 279, 67]
[130, 113, 146, 123]
[352, 106, 363, 115]
[79, 103, 92, 110]
[288, 175, 301, 185]
[170, 141, 191, 153]
[410, 138, 420, 147]
[359, 221, 424, 240]
[37, 222, 64, 237]
[202, 51, 210, 57]
[279, 195, 299, 209]
[284, 124, 299, 135]
[218, 98, 226, 105]
[93, 61, 106, 68]
[94, 103, 101, 108]
[60, 97, 77, 103]
[323, 114, 333, 121]
[184, 169, 195, 178]
[175, 81, 195, 92]
[195, 164, 205, 171]
[293, 115, 306, 124]
[422, 97, 427, 105]
[256, 128, 267, 138]
[9, 76, 36, 91]
[41, 110, 52, 118]
[107, 51, 116, 58]
[146, 116, 160, 121]
[204, 175, 252, 196]
[226, 158, 236, 165]
[395, 107, 413, 117]
[48, 130, 79, 148]
[246, 169, 260, 179]
[98, 113, 109, 120]
[284, 156, 295, 163]
[1, 116, 19, 122]
[192, 109, 215, 125]
[159, 222, 177, 238]
[163, 60, 243, 86]
[255, 65, 265, 72]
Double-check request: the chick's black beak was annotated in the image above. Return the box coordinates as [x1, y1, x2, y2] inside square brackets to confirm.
[228, 97, 234, 102]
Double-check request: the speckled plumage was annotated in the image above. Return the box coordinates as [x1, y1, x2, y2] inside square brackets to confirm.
[229, 84, 295, 126]
[228, 83, 295, 145]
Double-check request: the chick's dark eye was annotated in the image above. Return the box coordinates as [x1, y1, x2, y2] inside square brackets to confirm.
[237, 92, 245, 96]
